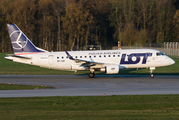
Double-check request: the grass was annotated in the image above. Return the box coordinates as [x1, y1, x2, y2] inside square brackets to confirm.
[0, 95, 179, 119]
[0, 53, 179, 119]
[0, 53, 178, 75]
[0, 83, 52, 90]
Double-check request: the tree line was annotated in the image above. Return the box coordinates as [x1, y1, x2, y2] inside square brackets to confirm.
[0, 0, 179, 52]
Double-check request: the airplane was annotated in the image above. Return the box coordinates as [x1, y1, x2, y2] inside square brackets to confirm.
[5, 24, 175, 78]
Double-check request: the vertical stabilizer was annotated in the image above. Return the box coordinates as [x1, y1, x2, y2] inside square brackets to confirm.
[7, 24, 47, 55]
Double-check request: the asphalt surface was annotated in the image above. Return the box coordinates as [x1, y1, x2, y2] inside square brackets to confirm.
[0, 75, 179, 97]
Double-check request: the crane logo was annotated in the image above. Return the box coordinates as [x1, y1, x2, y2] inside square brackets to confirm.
[10, 30, 28, 50]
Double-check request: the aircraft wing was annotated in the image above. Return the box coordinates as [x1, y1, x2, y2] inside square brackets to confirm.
[65, 50, 104, 66]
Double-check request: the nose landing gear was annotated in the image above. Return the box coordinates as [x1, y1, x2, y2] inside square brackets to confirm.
[150, 67, 155, 78]
[150, 73, 154, 78]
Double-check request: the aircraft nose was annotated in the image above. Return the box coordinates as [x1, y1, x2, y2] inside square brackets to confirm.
[168, 58, 175, 65]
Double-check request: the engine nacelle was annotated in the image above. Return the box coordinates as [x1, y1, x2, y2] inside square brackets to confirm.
[71, 64, 86, 70]
[105, 65, 119, 74]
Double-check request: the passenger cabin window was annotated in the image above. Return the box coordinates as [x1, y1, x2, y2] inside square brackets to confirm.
[113, 55, 115, 57]
[80, 56, 82, 58]
[62, 57, 64, 59]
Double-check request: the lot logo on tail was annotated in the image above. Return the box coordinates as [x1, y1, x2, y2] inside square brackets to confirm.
[7, 24, 46, 54]
[10, 30, 28, 51]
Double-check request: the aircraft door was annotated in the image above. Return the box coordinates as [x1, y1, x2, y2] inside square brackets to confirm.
[146, 53, 152, 62]
[48, 55, 54, 65]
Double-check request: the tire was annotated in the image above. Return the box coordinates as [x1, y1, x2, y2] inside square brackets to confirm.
[88, 72, 95, 78]
[150, 74, 154, 78]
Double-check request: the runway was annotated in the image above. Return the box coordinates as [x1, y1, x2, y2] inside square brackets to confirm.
[0, 75, 179, 97]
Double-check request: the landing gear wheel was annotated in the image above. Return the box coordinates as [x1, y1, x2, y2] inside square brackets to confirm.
[149, 67, 155, 78]
[88, 72, 95, 78]
[150, 74, 154, 78]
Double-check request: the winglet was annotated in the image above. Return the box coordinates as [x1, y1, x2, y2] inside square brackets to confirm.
[65, 50, 74, 60]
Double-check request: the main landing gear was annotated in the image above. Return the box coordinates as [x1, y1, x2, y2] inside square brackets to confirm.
[150, 67, 155, 78]
[88, 72, 95, 78]
[88, 69, 95, 78]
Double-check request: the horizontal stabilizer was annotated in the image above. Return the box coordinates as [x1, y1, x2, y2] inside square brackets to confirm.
[5, 54, 31, 59]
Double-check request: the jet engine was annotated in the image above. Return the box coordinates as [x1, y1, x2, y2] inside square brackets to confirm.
[105, 65, 119, 74]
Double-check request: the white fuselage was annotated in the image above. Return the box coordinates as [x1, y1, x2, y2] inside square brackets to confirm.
[7, 49, 175, 72]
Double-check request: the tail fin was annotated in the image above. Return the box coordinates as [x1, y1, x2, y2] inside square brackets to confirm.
[7, 24, 47, 55]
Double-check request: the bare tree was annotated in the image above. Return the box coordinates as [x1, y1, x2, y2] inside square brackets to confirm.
[52, 0, 65, 51]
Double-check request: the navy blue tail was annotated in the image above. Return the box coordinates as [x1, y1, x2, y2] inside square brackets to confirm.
[7, 24, 46, 55]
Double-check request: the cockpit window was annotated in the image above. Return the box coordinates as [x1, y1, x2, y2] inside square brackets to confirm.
[160, 52, 165, 55]
[156, 52, 165, 56]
